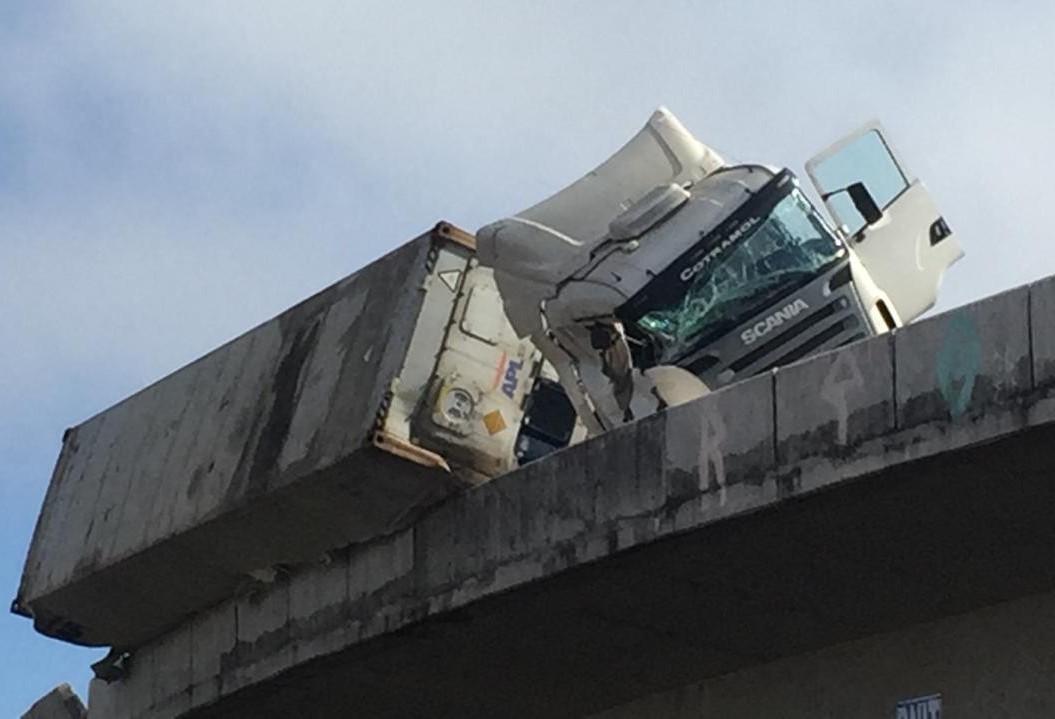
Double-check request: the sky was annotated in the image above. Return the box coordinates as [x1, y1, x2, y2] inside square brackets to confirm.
[2, 1, 1054, 713]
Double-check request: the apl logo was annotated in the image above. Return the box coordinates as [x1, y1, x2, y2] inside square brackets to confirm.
[501, 359, 523, 398]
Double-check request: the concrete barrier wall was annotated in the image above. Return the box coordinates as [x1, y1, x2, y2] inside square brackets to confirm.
[86, 273, 1055, 717]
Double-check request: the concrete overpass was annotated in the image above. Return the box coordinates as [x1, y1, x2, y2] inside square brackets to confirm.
[69, 274, 1055, 717]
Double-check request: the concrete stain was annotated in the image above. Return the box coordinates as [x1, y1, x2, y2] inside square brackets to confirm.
[186, 465, 205, 500]
[227, 318, 322, 503]
[902, 369, 1025, 428]
[777, 401, 894, 465]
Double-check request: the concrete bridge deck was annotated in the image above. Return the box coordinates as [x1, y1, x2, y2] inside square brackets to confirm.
[84, 275, 1055, 718]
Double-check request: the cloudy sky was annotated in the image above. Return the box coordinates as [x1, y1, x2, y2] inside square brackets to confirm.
[2, 1, 1053, 712]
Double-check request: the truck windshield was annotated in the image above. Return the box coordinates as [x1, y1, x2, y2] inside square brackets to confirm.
[621, 175, 845, 366]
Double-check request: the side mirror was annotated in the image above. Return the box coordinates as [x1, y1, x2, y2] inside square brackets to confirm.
[847, 182, 883, 226]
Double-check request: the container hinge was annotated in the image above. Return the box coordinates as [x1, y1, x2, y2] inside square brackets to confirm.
[433, 221, 477, 250]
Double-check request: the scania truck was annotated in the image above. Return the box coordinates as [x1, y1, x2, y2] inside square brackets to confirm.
[15, 108, 961, 654]
[480, 108, 963, 456]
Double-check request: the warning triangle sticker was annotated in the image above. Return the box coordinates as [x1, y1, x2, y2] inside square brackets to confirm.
[438, 270, 461, 292]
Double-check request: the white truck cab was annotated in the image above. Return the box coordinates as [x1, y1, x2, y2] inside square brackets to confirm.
[477, 109, 963, 452]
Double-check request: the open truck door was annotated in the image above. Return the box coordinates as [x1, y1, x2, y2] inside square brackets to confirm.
[806, 122, 963, 323]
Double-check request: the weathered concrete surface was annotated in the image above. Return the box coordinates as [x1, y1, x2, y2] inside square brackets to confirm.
[86, 275, 1055, 717]
[588, 589, 1055, 718]
[21, 684, 87, 719]
[1032, 274, 1055, 387]
[15, 226, 462, 649]
[895, 285, 1031, 428]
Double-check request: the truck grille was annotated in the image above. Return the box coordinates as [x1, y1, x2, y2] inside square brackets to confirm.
[728, 299, 844, 373]
[693, 267, 874, 388]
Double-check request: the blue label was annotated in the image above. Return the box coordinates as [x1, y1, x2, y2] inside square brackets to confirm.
[501, 359, 523, 399]
[896, 694, 941, 719]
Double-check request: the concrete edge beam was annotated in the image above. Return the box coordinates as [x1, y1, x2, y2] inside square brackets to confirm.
[89, 275, 1055, 716]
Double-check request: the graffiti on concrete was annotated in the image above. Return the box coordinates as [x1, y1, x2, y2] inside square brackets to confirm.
[820, 349, 865, 444]
[935, 311, 982, 418]
[698, 411, 728, 505]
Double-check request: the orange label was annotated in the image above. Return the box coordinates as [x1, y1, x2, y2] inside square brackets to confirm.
[482, 409, 507, 435]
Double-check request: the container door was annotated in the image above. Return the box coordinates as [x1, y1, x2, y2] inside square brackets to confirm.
[805, 122, 963, 323]
[416, 262, 542, 480]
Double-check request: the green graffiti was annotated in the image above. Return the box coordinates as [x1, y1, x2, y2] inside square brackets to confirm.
[935, 311, 982, 418]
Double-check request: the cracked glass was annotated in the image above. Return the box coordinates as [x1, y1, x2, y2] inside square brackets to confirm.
[631, 187, 845, 364]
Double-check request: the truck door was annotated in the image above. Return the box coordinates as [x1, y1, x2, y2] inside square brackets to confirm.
[805, 122, 963, 323]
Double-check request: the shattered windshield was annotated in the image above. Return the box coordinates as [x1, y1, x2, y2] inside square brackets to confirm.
[626, 183, 845, 365]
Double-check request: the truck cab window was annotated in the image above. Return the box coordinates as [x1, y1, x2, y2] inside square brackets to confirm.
[621, 180, 845, 367]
